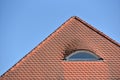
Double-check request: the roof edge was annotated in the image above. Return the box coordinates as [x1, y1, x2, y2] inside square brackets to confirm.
[72, 16, 120, 47]
[0, 16, 73, 78]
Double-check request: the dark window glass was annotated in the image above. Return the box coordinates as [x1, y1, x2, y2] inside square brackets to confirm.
[66, 50, 103, 61]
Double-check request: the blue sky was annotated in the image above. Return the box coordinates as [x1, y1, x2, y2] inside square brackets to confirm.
[0, 0, 120, 76]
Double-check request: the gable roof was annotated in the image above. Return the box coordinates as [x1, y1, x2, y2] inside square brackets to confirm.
[1, 16, 120, 80]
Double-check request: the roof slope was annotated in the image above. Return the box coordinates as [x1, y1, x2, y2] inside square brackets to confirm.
[1, 16, 120, 80]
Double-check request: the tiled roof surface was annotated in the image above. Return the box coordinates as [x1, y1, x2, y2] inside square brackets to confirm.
[1, 16, 120, 80]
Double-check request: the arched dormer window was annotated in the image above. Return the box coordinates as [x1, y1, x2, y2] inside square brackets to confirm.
[65, 50, 103, 61]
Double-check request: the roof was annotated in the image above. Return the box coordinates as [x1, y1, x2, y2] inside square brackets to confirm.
[1, 16, 120, 80]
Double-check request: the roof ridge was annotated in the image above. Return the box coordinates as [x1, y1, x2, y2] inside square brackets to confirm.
[72, 16, 120, 47]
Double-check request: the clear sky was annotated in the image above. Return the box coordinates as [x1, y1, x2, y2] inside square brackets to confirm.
[0, 0, 120, 76]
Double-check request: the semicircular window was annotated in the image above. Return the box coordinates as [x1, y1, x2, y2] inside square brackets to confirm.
[65, 50, 103, 61]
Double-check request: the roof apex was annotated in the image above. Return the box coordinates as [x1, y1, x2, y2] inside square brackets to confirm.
[70, 16, 120, 47]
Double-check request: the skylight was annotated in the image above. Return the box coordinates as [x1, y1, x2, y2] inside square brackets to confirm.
[65, 50, 103, 61]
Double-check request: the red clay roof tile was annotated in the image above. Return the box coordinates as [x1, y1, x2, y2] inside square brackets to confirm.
[1, 16, 120, 80]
